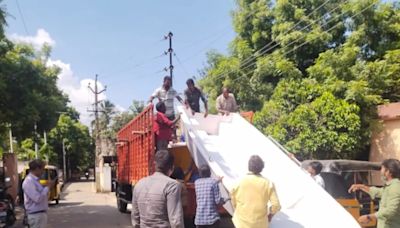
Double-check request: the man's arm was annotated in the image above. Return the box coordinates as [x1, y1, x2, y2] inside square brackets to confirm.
[22, 181, 49, 204]
[131, 188, 140, 228]
[176, 95, 184, 104]
[148, 88, 160, 104]
[212, 181, 224, 205]
[348, 184, 380, 197]
[200, 90, 209, 116]
[166, 182, 184, 228]
[216, 96, 225, 114]
[268, 183, 281, 215]
[231, 94, 238, 112]
[160, 113, 180, 127]
[230, 187, 237, 209]
[184, 90, 190, 109]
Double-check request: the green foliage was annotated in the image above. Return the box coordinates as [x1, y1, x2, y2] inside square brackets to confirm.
[201, 0, 400, 159]
[48, 114, 94, 172]
[20, 138, 36, 161]
[0, 41, 68, 140]
[0, 5, 72, 161]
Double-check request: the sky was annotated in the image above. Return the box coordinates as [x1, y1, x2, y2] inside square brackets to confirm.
[3, 0, 237, 125]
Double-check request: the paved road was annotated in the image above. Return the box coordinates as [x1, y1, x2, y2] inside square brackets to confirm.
[46, 180, 131, 228]
[12, 180, 233, 228]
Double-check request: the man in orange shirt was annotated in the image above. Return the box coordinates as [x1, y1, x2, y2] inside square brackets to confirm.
[153, 102, 180, 151]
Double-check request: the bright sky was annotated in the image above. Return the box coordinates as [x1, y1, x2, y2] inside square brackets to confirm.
[4, 0, 236, 125]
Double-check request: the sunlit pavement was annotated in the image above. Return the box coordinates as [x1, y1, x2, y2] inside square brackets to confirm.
[12, 179, 233, 228]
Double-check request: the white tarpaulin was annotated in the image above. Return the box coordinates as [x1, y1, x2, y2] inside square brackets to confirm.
[177, 105, 360, 228]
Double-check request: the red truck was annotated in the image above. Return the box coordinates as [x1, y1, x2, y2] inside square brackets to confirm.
[115, 104, 201, 225]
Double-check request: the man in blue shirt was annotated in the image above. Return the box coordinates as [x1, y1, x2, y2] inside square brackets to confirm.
[22, 159, 55, 228]
[194, 165, 227, 228]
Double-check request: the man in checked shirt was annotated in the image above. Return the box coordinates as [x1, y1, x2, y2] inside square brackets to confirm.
[194, 165, 228, 228]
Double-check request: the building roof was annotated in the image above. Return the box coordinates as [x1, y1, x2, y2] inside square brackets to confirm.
[378, 102, 400, 120]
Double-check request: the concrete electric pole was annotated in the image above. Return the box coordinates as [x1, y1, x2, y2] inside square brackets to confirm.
[165, 32, 174, 85]
[34, 122, 38, 158]
[88, 74, 106, 192]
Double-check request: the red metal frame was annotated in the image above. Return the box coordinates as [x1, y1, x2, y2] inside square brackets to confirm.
[116, 104, 155, 184]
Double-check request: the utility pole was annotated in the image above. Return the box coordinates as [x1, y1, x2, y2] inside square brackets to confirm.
[62, 139, 66, 181]
[88, 74, 106, 192]
[8, 124, 13, 153]
[44, 131, 47, 145]
[166, 32, 174, 85]
[34, 122, 38, 158]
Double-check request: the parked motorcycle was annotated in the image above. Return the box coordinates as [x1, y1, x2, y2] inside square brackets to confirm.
[0, 178, 16, 227]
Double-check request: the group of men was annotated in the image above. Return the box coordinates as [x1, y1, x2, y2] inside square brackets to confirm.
[131, 152, 400, 228]
[21, 156, 400, 228]
[149, 76, 238, 119]
[150, 76, 238, 150]
[131, 150, 281, 228]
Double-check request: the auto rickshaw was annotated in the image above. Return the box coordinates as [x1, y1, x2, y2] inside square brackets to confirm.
[21, 165, 62, 204]
[302, 160, 382, 228]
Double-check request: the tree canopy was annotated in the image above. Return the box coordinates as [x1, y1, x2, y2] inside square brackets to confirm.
[199, 0, 400, 159]
[0, 4, 93, 173]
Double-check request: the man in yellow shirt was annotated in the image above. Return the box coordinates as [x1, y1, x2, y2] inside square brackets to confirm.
[230, 155, 281, 228]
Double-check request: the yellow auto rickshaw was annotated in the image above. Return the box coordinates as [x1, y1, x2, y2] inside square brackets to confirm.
[22, 165, 61, 204]
[302, 160, 382, 228]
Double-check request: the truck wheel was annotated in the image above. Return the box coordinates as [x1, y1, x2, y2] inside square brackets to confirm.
[117, 198, 127, 213]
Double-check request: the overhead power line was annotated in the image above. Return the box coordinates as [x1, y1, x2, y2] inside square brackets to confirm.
[15, 0, 29, 35]
[179, 4, 265, 63]
[173, 52, 191, 77]
[229, 1, 378, 84]
[211, 0, 335, 81]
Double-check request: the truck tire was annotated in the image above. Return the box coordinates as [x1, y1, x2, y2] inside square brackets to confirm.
[117, 198, 127, 213]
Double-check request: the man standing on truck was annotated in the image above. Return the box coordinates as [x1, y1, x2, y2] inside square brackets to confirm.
[216, 87, 238, 116]
[131, 150, 184, 228]
[154, 102, 181, 150]
[149, 76, 183, 120]
[184, 78, 208, 117]
[348, 158, 400, 228]
[194, 165, 226, 228]
[230, 155, 281, 228]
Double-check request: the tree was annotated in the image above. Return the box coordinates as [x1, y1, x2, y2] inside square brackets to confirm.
[201, 0, 400, 159]
[0, 4, 69, 154]
[0, 43, 69, 140]
[48, 114, 94, 175]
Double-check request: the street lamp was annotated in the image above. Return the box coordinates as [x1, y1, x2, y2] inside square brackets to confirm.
[62, 139, 67, 182]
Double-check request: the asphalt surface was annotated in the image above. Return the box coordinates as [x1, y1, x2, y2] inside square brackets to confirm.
[12, 179, 234, 228]
[13, 179, 131, 228]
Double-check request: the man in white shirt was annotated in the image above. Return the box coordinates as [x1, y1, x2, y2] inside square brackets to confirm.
[148, 76, 183, 120]
[216, 87, 238, 116]
[307, 161, 325, 189]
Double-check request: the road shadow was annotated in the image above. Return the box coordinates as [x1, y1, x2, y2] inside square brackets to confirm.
[47, 204, 131, 228]
[49, 202, 83, 207]
[270, 212, 304, 228]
